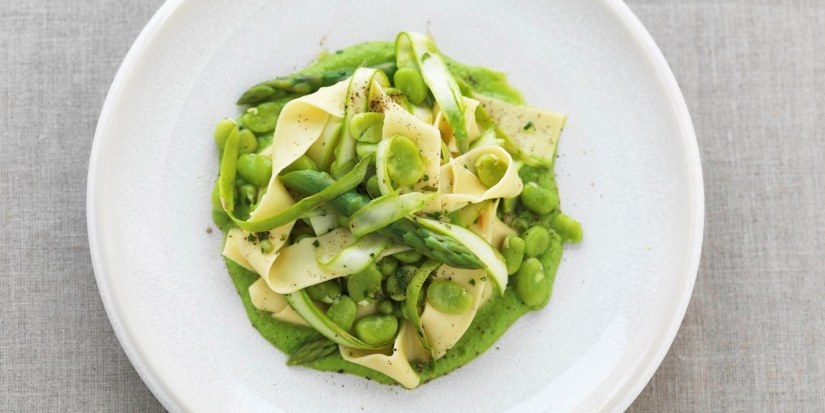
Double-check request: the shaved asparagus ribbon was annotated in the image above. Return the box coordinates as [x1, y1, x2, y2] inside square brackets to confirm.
[219, 127, 371, 232]
[349, 191, 436, 238]
[396, 32, 468, 152]
[316, 233, 393, 274]
[405, 260, 441, 355]
[285, 289, 394, 350]
[330, 68, 390, 177]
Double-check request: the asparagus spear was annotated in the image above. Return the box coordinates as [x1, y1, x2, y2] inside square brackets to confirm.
[287, 335, 337, 366]
[237, 62, 398, 106]
[280, 171, 484, 270]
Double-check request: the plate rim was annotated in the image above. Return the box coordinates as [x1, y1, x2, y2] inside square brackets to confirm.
[86, 1, 704, 411]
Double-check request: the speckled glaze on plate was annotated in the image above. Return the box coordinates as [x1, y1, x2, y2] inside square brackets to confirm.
[87, 0, 703, 411]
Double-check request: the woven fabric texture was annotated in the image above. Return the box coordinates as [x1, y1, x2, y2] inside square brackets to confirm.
[1, 0, 823, 411]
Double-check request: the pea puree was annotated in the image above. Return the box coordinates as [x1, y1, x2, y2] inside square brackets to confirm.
[218, 41, 562, 387]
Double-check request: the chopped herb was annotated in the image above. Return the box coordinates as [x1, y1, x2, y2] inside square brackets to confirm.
[256, 231, 270, 241]
[312, 240, 320, 248]
[420, 185, 438, 192]
[469, 279, 476, 286]
[480, 276, 487, 281]
[523, 121, 534, 130]
[426, 211, 443, 220]
[422, 174, 429, 182]
[246, 233, 257, 243]
[369, 252, 376, 258]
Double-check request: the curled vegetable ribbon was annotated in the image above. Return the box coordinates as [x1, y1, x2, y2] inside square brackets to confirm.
[396, 32, 468, 152]
[285, 289, 394, 350]
[330, 68, 390, 177]
[405, 260, 442, 355]
[219, 125, 371, 232]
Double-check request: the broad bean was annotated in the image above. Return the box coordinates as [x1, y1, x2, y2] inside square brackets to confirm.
[520, 182, 558, 215]
[550, 214, 583, 243]
[426, 280, 473, 315]
[238, 129, 258, 154]
[474, 154, 508, 188]
[306, 279, 342, 304]
[236, 153, 273, 187]
[501, 235, 525, 275]
[350, 112, 384, 143]
[213, 118, 235, 149]
[347, 265, 383, 305]
[387, 135, 424, 186]
[355, 314, 398, 345]
[242, 102, 281, 133]
[522, 225, 551, 257]
[393, 67, 428, 105]
[514, 257, 549, 309]
[326, 295, 356, 331]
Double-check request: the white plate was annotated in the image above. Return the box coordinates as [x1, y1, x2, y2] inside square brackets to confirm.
[87, 0, 703, 411]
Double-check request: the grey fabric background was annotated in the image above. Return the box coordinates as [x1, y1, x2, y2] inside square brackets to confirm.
[1, 0, 823, 411]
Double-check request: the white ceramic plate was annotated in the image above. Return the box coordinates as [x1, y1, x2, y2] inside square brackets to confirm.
[87, 0, 703, 411]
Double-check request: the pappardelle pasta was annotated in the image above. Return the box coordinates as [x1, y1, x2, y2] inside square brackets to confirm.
[211, 32, 582, 389]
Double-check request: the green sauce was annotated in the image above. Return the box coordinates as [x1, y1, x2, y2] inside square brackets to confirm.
[217, 40, 562, 387]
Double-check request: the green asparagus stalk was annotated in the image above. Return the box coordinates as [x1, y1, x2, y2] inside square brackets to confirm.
[237, 62, 398, 106]
[280, 171, 484, 270]
[287, 335, 337, 366]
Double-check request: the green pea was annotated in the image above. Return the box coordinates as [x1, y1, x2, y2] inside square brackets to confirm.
[326, 295, 356, 331]
[211, 180, 223, 211]
[346, 265, 383, 305]
[366, 175, 382, 199]
[550, 214, 583, 243]
[387, 135, 425, 186]
[213, 118, 235, 149]
[522, 225, 551, 257]
[474, 154, 508, 188]
[355, 142, 378, 163]
[238, 129, 258, 155]
[306, 279, 342, 304]
[393, 67, 428, 105]
[236, 153, 273, 188]
[376, 256, 399, 279]
[393, 249, 422, 264]
[426, 280, 473, 315]
[350, 112, 384, 143]
[502, 235, 525, 275]
[385, 265, 416, 301]
[520, 182, 558, 215]
[280, 154, 318, 175]
[330, 159, 356, 180]
[238, 184, 257, 205]
[514, 257, 549, 309]
[242, 102, 281, 133]
[260, 239, 274, 254]
[355, 314, 398, 345]
[376, 300, 394, 315]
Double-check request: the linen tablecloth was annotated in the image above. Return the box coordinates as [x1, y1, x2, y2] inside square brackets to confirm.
[1, 0, 823, 411]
